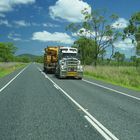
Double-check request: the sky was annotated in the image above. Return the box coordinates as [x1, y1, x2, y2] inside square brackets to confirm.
[0, 0, 140, 57]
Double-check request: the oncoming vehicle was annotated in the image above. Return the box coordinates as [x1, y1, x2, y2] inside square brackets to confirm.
[44, 46, 83, 79]
[55, 47, 83, 79]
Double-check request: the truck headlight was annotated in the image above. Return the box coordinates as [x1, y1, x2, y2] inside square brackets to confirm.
[61, 65, 66, 70]
[78, 61, 81, 65]
[61, 61, 64, 65]
[77, 65, 83, 71]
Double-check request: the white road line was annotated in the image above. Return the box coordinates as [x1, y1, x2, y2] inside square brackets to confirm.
[0, 65, 28, 93]
[54, 84, 60, 89]
[83, 79, 140, 101]
[84, 116, 112, 140]
[37, 67, 119, 140]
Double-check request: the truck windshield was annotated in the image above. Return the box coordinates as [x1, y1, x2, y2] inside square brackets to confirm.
[62, 53, 77, 58]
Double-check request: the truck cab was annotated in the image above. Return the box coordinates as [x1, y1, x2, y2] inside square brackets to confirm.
[55, 47, 83, 79]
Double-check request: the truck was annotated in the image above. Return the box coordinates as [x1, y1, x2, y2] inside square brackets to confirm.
[44, 46, 83, 79]
[44, 46, 58, 73]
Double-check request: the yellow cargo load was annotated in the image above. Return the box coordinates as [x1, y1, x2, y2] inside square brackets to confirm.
[44, 46, 59, 73]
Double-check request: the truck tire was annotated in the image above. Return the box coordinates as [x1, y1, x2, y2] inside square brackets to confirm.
[77, 77, 82, 80]
[43, 67, 46, 72]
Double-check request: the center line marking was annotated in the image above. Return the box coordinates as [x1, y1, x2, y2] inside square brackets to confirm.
[84, 115, 112, 140]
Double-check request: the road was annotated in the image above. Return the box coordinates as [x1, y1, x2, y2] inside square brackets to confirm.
[0, 63, 140, 140]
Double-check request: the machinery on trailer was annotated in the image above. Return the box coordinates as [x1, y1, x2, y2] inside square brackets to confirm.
[44, 46, 58, 73]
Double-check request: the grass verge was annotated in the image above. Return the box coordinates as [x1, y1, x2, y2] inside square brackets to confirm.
[0, 62, 27, 78]
[84, 66, 140, 91]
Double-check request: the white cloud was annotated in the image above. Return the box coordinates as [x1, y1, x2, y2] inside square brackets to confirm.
[49, 0, 91, 22]
[32, 31, 74, 44]
[0, 0, 35, 13]
[8, 32, 21, 41]
[12, 0, 35, 5]
[8, 32, 29, 42]
[113, 38, 135, 50]
[0, 19, 12, 27]
[111, 18, 129, 29]
[72, 28, 92, 37]
[31, 22, 40, 26]
[43, 23, 60, 28]
[14, 20, 31, 27]
[72, 28, 112, 41]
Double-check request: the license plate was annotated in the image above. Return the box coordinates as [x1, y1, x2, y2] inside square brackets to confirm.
[67, 72, 77, 76]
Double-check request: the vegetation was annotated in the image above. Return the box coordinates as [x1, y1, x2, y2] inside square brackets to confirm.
[0, 62, 27, 78]
[67, 8, 140, 66]
[15, 54, 43, 63]
[66, 8, 140, 91]
[84, 66, 140, 91]
[124, 12, 140, 55]
[0, 42, 43, 63]
[67, 8, 122, 66]
[113, 51, 125, 66]
[0, 42, 17, 62]
[0, 42, 43, 78]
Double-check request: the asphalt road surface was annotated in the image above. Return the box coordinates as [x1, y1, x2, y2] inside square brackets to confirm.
[0, 63, 140, 140]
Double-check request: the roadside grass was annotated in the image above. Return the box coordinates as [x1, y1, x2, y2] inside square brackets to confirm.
[84, 66, 140, 91]
[0, 62, 27, 78]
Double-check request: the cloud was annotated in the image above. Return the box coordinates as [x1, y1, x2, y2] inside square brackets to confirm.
[113, 38, 135, 50]
[13, 20, 31, 27]
[72, 28, 112, 41]
[0, 19, 12, 27]
[0, 13, 5, 17]
[8, 32, 29, 42]
[0, 19, 32, 28]
[31, 22, 40, 26]
[43, 23, 60, 28]
[72, 28, 92, 37]
[8, 32, 21, 41]
[12, 0, 35, 5]
[111, 18, 129, 29]
[0, 0, 35, 13]
[49, 0, 91, 22]
[32, 31, 74, 44]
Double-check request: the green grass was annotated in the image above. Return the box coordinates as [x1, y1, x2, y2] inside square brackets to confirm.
[84, 66, 140, 91]
[0, 62, 27, 78]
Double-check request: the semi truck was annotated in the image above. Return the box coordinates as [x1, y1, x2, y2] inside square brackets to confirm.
[44, 46, 83, 79]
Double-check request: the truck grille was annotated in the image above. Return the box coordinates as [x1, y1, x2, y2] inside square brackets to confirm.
[66, 59, 78, 72]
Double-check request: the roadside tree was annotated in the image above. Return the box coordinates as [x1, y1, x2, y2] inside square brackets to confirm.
[124, 12, 140, 56]
[0, 42, 17, 62]
[113, 51, 125, 66]
[67, 8, 122, 66]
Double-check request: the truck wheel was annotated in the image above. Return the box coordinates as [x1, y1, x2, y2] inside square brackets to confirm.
[43, 67, 46, 72]
[77, 77, 82, 80]
[58, 72, 62, 79]
[58, 74, 61, 79]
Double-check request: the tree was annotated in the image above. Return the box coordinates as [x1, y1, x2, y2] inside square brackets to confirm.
[67, 8, 122, 66]
[124, 12, 140, 55]
[113, 51, 125, 65]
[130, 55, 140, 68]
[34, 56, 43, 63]
[73, 37, 97, 65]
[130, 56, 137, 66]
[0, 42, 17, 62]
[99, 49, 106, 61]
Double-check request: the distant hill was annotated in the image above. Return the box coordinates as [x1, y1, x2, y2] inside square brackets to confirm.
[17, 54, 43, 63]
[18, 54, 38, 61]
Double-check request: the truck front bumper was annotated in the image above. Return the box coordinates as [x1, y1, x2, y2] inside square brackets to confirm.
[60, 70, 83, 79]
